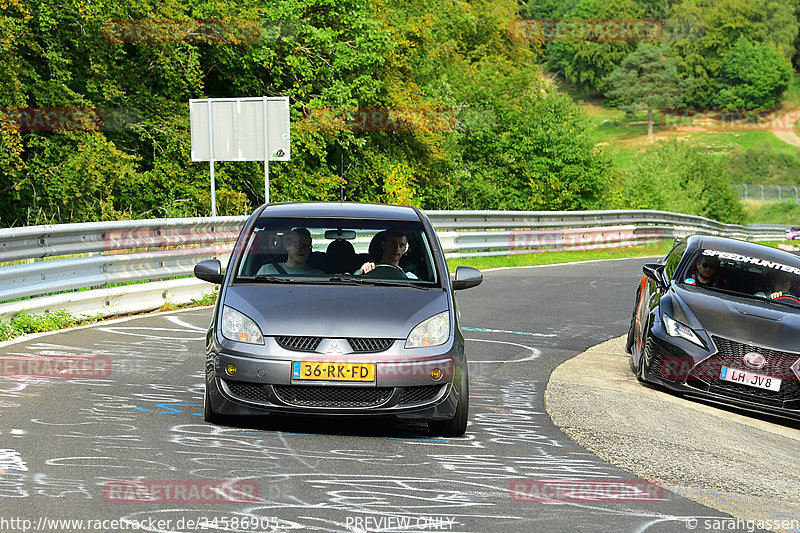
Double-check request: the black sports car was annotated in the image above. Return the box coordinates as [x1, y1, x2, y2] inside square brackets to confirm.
[626, 235, 800, 420]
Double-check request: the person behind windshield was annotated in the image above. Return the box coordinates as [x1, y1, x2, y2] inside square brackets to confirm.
[756, 269, 798, 300]
[356, 229, 418, 279]
[686, 256, 725, 288]
[257, 228, 323, 276]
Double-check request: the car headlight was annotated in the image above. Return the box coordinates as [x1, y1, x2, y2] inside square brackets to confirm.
[405, 311, 450, 348]
[221, 306, 264, 345]
[662, 313, 703, 347]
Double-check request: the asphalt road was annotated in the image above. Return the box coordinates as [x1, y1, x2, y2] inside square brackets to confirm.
[547, 336, 800, 533]
[0, 258, 772, 532]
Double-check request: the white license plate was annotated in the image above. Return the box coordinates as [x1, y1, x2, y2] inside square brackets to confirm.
[720, 366, 781, 392]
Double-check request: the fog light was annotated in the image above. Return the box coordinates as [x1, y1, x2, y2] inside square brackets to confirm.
[226, 364, 237, 376]
[431, 368, 442, 380]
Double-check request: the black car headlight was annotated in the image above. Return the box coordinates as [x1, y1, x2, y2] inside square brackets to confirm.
[221, 306, 264, 345]
[662, 313, 703, 347]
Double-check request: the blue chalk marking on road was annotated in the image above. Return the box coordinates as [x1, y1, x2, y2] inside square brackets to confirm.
[463, 327, 556, 337]
[132, 403, 203, 414]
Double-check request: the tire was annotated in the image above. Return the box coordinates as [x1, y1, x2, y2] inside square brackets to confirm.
[204, 380, 225, 424]
[624, 286, 641, 354]
[636, 336, 653, 383]
[429, 366, 469, 437]
[625, 321, 635, 354]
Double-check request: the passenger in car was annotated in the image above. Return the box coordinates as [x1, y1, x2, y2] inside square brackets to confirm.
[756, 269, 799, 300]
[257, 228, 323, 276]
[356, 228, 418, 279]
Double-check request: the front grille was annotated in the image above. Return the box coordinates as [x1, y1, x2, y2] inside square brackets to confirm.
[348, 338, 394, 353]
[276, 336, 321, 352]
[273, 386, 393, 408]
[225, 380, 269, 402]
[275, 337, 393, 353]
[398, 385, 443, 405]
[689, 336, 800, 407]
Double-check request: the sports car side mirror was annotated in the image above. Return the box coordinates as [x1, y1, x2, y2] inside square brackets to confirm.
[194, 259, 224, 285]
[642, 263, 666, 290]
[452, 266, 483, 290]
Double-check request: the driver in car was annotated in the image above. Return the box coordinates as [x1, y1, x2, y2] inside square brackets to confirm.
[356, 229, 418, 279]
[685, 256, 726, 288]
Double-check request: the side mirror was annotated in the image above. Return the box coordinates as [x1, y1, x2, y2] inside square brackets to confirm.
[452, 266, 483, 291]
[642, 263, 666, 290]
[194, 259, 224, 285]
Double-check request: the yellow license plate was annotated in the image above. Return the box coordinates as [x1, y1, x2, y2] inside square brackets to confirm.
[292, 361, 375, 382]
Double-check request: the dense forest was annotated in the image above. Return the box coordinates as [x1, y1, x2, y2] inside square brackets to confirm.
[1, 0, 798, 226]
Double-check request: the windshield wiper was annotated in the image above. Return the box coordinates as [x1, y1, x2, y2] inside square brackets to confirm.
[247, 275, 295, 283]
[330, 275, 432, 290]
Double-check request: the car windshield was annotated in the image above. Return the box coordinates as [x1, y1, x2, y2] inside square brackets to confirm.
[679, 248, 800, 304]
[233, 216, 439, 285]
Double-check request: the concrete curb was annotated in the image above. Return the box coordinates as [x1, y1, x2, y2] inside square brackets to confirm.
[545, 336, 800, 531]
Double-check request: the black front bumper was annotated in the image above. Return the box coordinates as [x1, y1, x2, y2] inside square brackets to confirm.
[641, 330, 800, 421]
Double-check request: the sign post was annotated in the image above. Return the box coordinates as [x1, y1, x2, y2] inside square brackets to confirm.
[190, 96, 290, 215]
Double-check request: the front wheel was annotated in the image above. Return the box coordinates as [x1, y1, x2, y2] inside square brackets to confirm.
[428, 367, 469, 437]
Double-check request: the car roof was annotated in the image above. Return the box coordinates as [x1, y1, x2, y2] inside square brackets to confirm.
[687, 235, 800, 267]
[256, 202, 423, 222]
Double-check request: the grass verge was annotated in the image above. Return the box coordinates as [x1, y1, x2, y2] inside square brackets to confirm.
[446, 240, 674, 270]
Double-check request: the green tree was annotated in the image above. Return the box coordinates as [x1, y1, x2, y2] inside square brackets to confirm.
[604, 43, 687, 137]
[543, 0, 644, 95]
[0, 0, 619, 224]
[607, 141, 746, 224]
[713, 37, 792, 110]
[667, 0, 798, 107]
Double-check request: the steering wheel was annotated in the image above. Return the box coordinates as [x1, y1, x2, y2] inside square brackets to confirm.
[361, 264, 408, 280]
[773, 294, 800, 305]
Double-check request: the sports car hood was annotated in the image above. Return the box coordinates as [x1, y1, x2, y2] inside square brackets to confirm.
[221, 283, 450, 338]
[669, 285, 800, 351]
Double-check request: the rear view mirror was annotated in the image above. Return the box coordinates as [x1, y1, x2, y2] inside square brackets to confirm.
[194, 259, 224, 285]
[324, 229, 357, 240]
[452, 266, 483, 290]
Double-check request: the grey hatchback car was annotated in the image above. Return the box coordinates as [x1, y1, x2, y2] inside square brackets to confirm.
[193, 202, 483, 436]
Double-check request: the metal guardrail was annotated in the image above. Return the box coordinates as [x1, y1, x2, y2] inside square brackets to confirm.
[0, 209, 791, 321]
